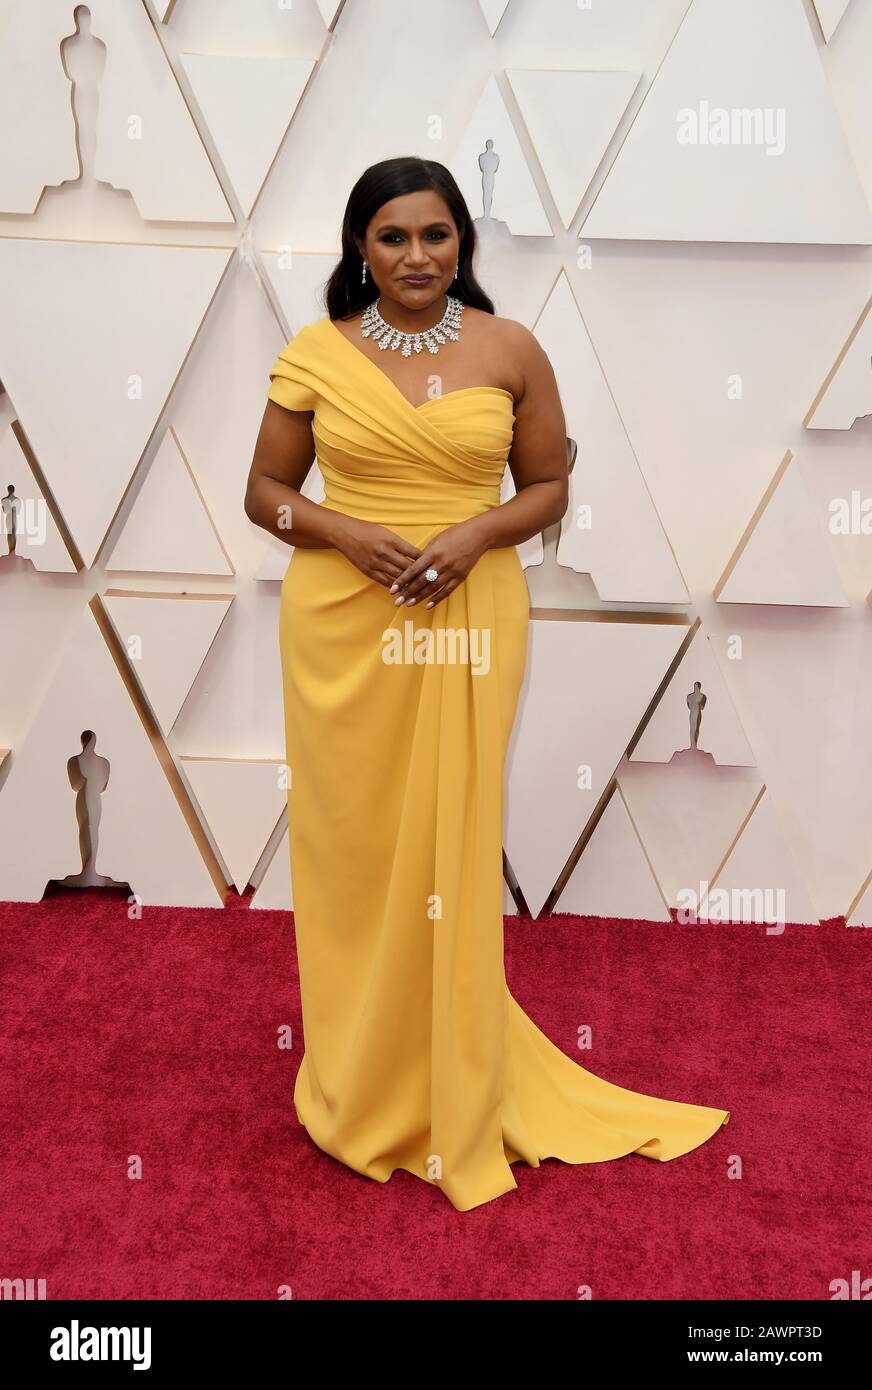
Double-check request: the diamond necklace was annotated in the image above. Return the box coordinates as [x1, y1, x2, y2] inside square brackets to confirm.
[360, 294, 463, 357]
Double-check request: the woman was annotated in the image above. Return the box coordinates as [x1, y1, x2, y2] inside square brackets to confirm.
[245, 156, 729, 1212]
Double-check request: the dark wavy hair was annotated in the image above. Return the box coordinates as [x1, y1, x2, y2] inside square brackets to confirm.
[323, 156, 495, 321]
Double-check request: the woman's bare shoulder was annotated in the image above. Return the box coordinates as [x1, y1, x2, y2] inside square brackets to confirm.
[466, 307, 537, 352]
[476, 312, 561, 408]
[495, 314, 538, 347]
[490, 312, 551, 376]
[459, 309, 539, 399]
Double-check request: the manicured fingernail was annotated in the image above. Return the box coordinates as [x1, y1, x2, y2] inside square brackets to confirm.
[389, 582, 398, 592]
[394, 594, 404, 604]
[426, 601, 434, 608]
[406, 597, 416, 605]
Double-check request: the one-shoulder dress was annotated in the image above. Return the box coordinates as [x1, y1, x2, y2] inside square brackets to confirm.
[267, 315, 730, 1212]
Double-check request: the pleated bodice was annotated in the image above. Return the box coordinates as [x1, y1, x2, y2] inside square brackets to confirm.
[267, 316, 516, 525]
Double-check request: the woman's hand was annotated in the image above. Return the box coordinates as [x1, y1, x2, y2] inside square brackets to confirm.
[333, 516, 422, 588]
[390, 517, 490, 609]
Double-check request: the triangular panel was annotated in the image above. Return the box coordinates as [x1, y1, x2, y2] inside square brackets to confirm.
[541, 272, 688, 602]
[507, 69, 640, 227]
[106, 428, 233, 576]
[714, 450, 848, 607]
[0, 240, 232, 568]
[0, 598, 224, 905]
[556, 787, 672, 921]
[102, 590, 234, 735]
[582, 0, 872, 243]
[448, 75, 552, 235]
[181, 757, 287, 893]
[180, 54, 314, 218]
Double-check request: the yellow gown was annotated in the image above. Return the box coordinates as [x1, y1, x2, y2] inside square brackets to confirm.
[268, 315, 730, 1212]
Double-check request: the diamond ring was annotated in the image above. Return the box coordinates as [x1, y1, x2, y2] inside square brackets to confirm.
[424, 567, 439, 583]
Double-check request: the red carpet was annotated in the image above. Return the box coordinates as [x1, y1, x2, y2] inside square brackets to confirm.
[0, 887, 866, 1300]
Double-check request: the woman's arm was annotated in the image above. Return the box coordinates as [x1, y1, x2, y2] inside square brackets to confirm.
[467, 320, 570, 551]
[244, 399, 345, 550]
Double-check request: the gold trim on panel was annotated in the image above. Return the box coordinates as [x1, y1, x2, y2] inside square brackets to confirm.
[713, 448, 792, 600]
[705, 782, 767, 893]
[530, 606, 691, 625]
[10, 418, 83, 570]
[543, 774, 617, 915]
[104, 588, 235, 601]
[502, 848, 528, 917]
[533, 267, 691, 600]
[542, 618, 701, 915]
[179, 755, 284, 765]
[846, 864, 872, 922]
[612, 778, 673, 914]
[803, 293, 872, 428]
[93, 251, 235, 566]
[90, 592, 231, 900]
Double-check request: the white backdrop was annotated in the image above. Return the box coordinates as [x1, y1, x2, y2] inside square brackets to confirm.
[1, 0, 871, 926]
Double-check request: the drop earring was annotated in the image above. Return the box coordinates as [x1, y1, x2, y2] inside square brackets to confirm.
[361, 258, 368, 284]
[453, 260, 459, 280]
